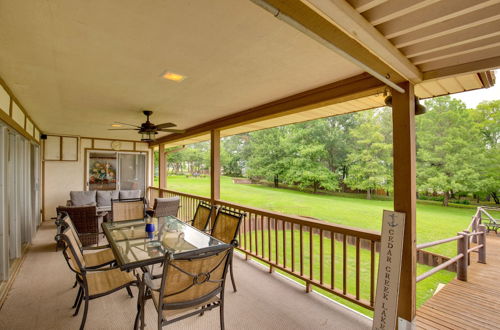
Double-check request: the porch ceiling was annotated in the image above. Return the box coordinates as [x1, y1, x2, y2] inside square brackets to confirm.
[0, 0, 499, 143]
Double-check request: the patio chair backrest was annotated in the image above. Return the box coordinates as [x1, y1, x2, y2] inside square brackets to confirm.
[192, 201, 213, 231]
[153, 197, 180, 218]
[210, 208, 245, 245]
[112, 198, 145, 222]
[63, 216, 84, 249]
[57, 226, 86, 274]
[158, 245, 232, 309]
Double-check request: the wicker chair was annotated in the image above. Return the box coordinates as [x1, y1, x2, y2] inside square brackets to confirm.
[56, 205, 100, 246]
[150, 197, 181, 218]
[191, 201, 214, 231]
[111, 198, 145, 222]
[138, 244, 233, 330]
[210, 208, 245, 292]
[56, 227, 137, 330]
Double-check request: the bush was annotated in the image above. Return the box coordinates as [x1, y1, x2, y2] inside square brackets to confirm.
[418, 195, 444, 202]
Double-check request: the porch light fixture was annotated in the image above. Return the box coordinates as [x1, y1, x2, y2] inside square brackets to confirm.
[140, 130, 157, 142]
[161, 71, 187, 82]
[383, 95, 426, 116]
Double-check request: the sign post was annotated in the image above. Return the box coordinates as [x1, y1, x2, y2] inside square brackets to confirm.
[373, 210, 406, 330]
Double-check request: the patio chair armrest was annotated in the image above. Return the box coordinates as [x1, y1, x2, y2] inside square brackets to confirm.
[143, 271, 161, 291]
[85, 264, 122, 272]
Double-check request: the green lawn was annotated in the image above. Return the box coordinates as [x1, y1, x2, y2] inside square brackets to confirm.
[158, 175, 483, 315]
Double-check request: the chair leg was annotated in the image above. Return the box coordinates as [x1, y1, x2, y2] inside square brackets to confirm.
[126, 286, 134, 298]
[219, 300, 225, 330]
[73, 291, 83, 316]
[229, 258, 237, 292]
[72, 287, 83, 308]
[79, 297, 89, 330]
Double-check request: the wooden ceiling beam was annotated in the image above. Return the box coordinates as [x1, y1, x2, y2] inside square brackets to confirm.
[151, 73, 385, 146]
[419, 46, 500, 72]
[250, 0, 407, 91]
[363, 0, 439, 26]
[423, 59, 500, 81]
[348, 0, 388, 13]
[307, 0, 422, 83]
[379, 0, 498, 39]
[391, 4, 500, 48]
[401, 20, 500, 58]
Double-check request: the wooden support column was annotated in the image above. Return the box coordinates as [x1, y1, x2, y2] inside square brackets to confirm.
[210, 130, 221, 204]
[159, 143, 166, 191]
[391, 81, 416, 325]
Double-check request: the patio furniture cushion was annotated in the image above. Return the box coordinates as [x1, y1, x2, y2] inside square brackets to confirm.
[119, 189, 141, 199]
[96, 190, 119, 207]
[151, 291, 219, 318]
[70, 190, 97, 206]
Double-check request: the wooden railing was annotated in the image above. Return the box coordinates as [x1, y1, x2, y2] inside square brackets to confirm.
[416, 224, 487, 283]
[147, 187, 381, 311]
[468, 206, 500, 243]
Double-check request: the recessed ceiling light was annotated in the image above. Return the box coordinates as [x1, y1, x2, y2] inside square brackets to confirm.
[161, 71, 187, 82]
[111, 124, 122, 127]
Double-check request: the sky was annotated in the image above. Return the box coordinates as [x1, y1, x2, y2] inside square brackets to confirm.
[451, 69, 499, 108]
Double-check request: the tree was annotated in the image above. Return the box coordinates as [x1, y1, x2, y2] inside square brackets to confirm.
[416, 96, 485, 206]
[344, 109, 393, 199]
[221, 134, 249, 177]
[472, 100, 500, 203]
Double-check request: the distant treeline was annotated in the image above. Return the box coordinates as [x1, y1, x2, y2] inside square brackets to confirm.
[158, 96, 499, 206]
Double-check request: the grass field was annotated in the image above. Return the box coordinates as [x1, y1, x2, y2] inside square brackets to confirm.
[158, 175, 487, 315]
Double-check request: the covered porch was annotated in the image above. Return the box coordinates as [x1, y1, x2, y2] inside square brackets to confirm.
[0, 0, 500, 329]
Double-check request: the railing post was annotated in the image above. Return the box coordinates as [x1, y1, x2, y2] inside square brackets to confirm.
[456, 233, 468, 281]
[478, 224, 486, 264]
[471, 215, 478, 243]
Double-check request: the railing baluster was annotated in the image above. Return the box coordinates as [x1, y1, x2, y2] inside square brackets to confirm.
[331, 231, 335, 290]
[370, 240, 375, 307]
[255, 213, 259, 256]
[268, 217, 272, 261]
[320, 229, 324, 285]
[283, 221, 287, 268]
[243, 214, 248, 251]
[275, 219, 279, 264]
[356, 237, 360, 300]
[249, 214, 253, 253]
[310, 226, 313, 280]
[291, 223, 295, 272]
[261, 215, 264, 258]
[343, 234, 347, 295]
[300, 225, 304, 276]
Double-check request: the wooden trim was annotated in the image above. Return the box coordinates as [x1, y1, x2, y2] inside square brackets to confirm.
[391, 81, 416, 322]
[0, 74, 41, 144]
[158, 144, 166, 189]
[307, 0, 422, 82]
[82, 136, 141, 143]
[423, 59, 500, 81]
[151, 73, 385, 146]
[210, 130, 221, 203]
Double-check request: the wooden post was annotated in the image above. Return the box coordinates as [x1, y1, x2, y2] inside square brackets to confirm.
[210, 129, 221, 205]
[457, 232, 468, 281]
[159, 143, 166, 192]
[472, 215, 478, 243]
[478, 224, 486, 264]
[391, 81, 417, 324]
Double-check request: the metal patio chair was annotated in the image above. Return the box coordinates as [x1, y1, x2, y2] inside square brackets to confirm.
[138, 244, 233, 330]
[56, 205, 100, 246]
[111, 198, 145, 222]
[190, 201, 215, 231]
[56, 227, 137, 330]
[210, 207, 245, 292]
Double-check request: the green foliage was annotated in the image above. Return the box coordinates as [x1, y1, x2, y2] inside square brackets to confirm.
[344, 109, 393, 198]
[417, 96, 487, 205]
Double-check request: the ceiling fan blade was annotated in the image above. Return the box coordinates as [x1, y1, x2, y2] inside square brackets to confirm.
[156, 122, 177, 129]
[107, 128, 140, 131]
[158, 128, 186, 133]
[114, 121, 141, 128]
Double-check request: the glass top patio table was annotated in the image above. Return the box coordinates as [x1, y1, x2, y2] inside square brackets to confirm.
[102, 216, 224, 270]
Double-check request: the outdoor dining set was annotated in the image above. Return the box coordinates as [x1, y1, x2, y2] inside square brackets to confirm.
[55, 193, 244, 330]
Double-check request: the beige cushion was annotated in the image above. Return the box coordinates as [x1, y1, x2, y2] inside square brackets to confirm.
[151, 291, 220, 319]
[119, 190, 141, 199]
[83, 248, 115, 268]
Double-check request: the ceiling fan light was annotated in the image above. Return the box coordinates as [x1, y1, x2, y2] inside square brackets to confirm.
[140, 131, 156, 142]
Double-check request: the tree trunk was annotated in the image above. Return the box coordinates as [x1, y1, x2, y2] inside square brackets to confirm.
[313, 181, 318, 194]
[443, 191, 449, 207]
[274, 175, 279, 188]
[367, 189, 371, 200]
[492, 192, 500, 204]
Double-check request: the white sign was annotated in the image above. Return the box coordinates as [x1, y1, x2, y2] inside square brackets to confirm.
[373, 210, 406, 330]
